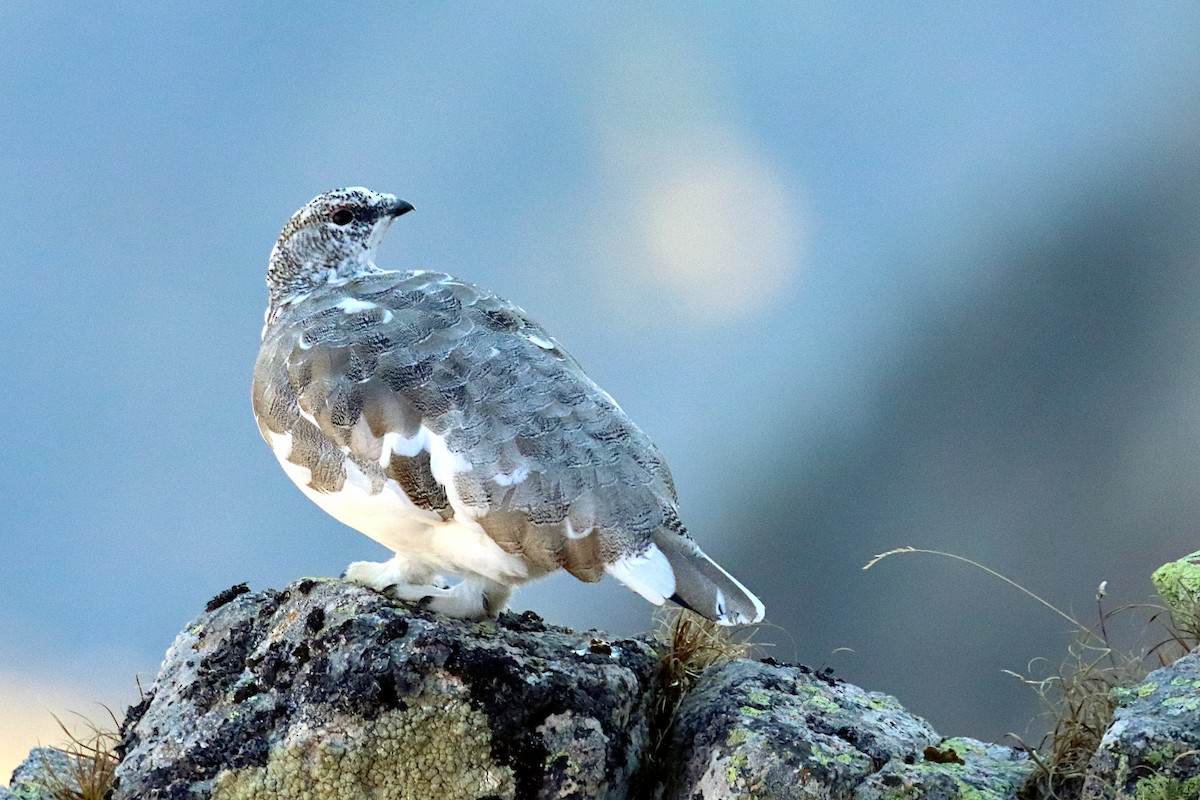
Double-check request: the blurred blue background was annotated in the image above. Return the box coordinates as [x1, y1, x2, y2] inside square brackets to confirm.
[4, 2, 1200, 776]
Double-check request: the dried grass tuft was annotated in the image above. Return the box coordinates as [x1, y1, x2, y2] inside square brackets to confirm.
[33, 708, 120, 800]
[865, 546, 1200, 800]
[643, 607, 759, 772]
[656, 607, 757, 711]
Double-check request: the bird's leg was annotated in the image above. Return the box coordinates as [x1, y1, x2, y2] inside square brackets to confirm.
[345, 558, 511, 620]
[419, 577, 513, 620]
[343, 555, 443, 594]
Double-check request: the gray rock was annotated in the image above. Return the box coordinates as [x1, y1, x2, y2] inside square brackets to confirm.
[1083, 651, 1200, 800]
[108, 578, 1043, 799]
[659, 660, 1032, 799]
[111, 578, 660, 800]
[7, 746, 84, 799]
[856, 737, 1035, 800]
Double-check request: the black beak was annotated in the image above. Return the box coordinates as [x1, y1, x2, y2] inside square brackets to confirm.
[389, 199, 415, 217]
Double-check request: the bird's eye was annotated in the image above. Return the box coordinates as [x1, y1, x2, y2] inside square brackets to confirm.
[331, 208, 355, 226]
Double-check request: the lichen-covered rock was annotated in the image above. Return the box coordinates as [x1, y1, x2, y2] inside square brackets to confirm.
[1083, 651, 1200, 800]
[1153, 552, 1200, 630]
[111, 578, 660, 800]
[104, 578, 1050, 799]
[856, 737, 1035, 800]
[6, 746, 84, 800]
[658, 659, 1030, 799]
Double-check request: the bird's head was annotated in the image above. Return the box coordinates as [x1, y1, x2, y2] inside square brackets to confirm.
[266, 187, 414, 309]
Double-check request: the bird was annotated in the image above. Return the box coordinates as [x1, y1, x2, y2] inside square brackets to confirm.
[252, 187, 765, 625]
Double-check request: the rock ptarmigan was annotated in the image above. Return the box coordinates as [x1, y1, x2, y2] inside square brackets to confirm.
[252, 187, 765, 625]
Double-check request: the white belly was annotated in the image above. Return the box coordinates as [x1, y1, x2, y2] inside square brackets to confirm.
[269, 433, 530, 585]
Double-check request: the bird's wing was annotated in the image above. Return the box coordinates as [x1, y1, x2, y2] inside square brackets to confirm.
[253, 270, 679, 582]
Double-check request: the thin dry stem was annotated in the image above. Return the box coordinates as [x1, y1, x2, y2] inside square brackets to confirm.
[864, 546, 1082, 628]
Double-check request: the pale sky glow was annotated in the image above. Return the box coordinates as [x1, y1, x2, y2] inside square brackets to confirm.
[637, 137, 804, 318]
[0, 672, 126, 778]
[580, 15, 806, 320]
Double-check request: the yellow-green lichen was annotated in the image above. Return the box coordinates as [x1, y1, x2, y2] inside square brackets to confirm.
[1162, 696, 1200, 713]
[938, 737, 986, 757]
[211, 692, 515, 800]
[867, 695, 903, 711]
[1153, 552, 1200, 624]
[726, 727, 751, 748]
[1115, 681, 1162, 708]
[914, 768, 982, 800]
[883, 758, 1027, 800]
[10, 785, 46, 800]
[1145, 746, 1176, 769]
[795, 684, 840, 715]
[724, 750, 749, 785]
[1132, 774, 1200, 800]
[878, 783, 922, 800]
[956, 784, 984, 800]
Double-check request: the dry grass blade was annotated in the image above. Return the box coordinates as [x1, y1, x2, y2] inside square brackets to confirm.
[863, 546, 1083, 628]
[36, 707, 120, 800]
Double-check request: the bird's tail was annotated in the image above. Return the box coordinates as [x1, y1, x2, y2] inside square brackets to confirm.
[606, 529, 766, 626]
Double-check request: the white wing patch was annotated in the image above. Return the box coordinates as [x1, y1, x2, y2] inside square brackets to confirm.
[297, 406, 321, 430]
[606, 543, 677, 605]
[336, 298, 378, 313]
[564, 518, 593, 540]
[377, 425, 477, 520]
[424, 429, 475, 519]
[335, 297, 394, 323]
[268, 431, 315, 488]
[380, 429, 427, 463]
[423, 429, 471, 488]
[343, 457, 374, 493]
[492, 464, 530, 487]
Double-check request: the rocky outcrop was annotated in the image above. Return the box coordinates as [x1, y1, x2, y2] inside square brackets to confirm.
[13, 559, 1200, 799]
[102, 578, 1036, 799]
[4, 746, 86, 800]
[3, 578, 1047, 799]
[111, 579, 660, 800]
[661, 659, 1033, 799]
[1083, 651, 1200, 799]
